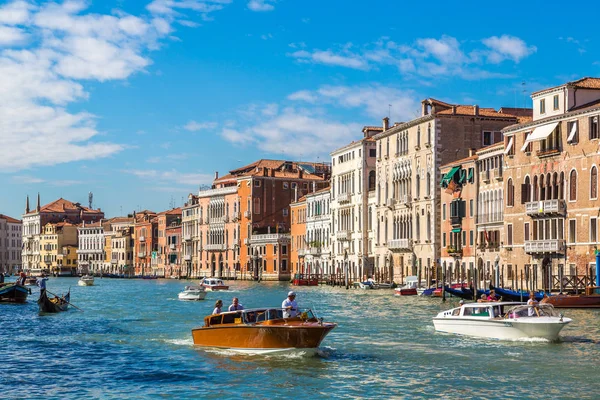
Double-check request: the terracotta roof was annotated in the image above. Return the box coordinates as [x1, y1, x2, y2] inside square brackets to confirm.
[31, 198, 103, 215]
[107, 217, 134, 224]
[79, 221, 102, 228]
[306, 186, 331, 197]
[157, 207, 182, 216]
[476, 142, 504, 153]
[436, 105, 527, 119]
[0, 214, 21, 223]
[362, 126, 384, 131]
[217, 159, 328, 182]
[532, 77, 600, 96]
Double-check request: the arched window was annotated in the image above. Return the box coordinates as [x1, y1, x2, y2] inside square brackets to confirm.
[533, 175, 538, 201]
[368, 207, 372, 231]
[427, 123, 432, 145]
[417, 126, 421, 148]
[507, 178, 514, 207]
[396, 134, 400, 155]
[416, 173, 420, 198]
[524, 176, 531, 203]
[559, 172, 565, 199]
[591, 166, 598, 199]
[539, 174, 545, 200]
[368, 171, 376, 191]
[426, 172, 431, 197]
[570, 169, 577, 201]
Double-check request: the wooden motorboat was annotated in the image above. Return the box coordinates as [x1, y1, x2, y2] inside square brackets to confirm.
[540, 287, 600, 308]
[433, 302, 571, 341]
[78, 275, 94, 286]
[292, 274, 318, 286]
[201, 278, 229, 291]
[178, 285, 207, 301]
[192, 308, 336, 354]
[0, 283, 30, 303]
[38, 288, 70, 313]
[394, 276, 423, 296]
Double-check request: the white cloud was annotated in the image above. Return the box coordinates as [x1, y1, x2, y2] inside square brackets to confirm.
[290, 49, 368, 70]
[126, 169, 214, 186]
[183, 120, 217, 131]
[482, 35, 537, 63]
[0, 0, 231, 171]
[248, 0, 275, 12]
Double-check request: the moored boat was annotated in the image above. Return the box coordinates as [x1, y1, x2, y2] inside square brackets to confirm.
[292, 274, 318, 286]
[394, 276, 423, 296]
[38, 288, 70, 313]
[178, 285, 207, 301]
[0, 283, 30, 303]
[191, 308, 336, 354]
[540, 286, 600, 308]
[201, 278, 229, 291]
[491, 286, 544, 302]
[78, 275, 94, 286]
[433, 301, 571, 341]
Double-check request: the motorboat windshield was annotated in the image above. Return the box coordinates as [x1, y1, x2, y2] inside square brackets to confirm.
[204, 308, 318, 327]
[506, 304, 560, 318]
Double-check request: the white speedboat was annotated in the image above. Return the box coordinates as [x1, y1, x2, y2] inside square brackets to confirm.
[200, 278, 229, 291]
[78, 275, 94, 286]
[433, 301, 571, 341]
[178, 285, 207, 301]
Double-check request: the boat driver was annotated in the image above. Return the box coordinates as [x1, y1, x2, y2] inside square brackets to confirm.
[282, 291, 299, 318]
[228, 297, 244, 311]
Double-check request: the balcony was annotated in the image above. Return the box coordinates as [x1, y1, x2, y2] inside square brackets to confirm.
[525, 199, 566, 217]
[298, 248, 306, 256]
[492, 167, 503, 181]
[183, 233, 192, 241]
[183, 254, 191, 261]
[198, 217, 203, 225]
[524, 239, 566, 254]
[244, 210, 251, 219]
[386, 198, 394, 209]
[198, 186, 237, 198]
[388, 238, 412, 251]
[138, 236, 145, 242]
[169, 243, 176, 250]
[450, 215, 461, 226]
[210, 216, 227, 224]
[232, 211, 240, 221]
[232, 238, 240, 247]
[397, 194, 411, 207]
[338, 192, 351, 203]
[480, 170, 490, 183]
[309, 247, 321, 256]
[336, 230, 351, 241]
[537, 147, 561, 158]
[446, 246, 463, 257]
[244, 238, 250, 245]
[250, 233, 291, 244]
[205, 243, 226, 251]
[137, 252, 146, 258]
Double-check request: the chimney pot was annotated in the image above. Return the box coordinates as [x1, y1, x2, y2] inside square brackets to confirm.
[214, 171, 219, 180]
[473, 105, 479, 116]
[452, 105, 457, 115]
[382, 117, 389, 131]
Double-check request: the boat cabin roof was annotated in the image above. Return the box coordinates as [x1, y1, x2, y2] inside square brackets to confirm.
[203, 308, 314, 327]
[203, 278, 224, 284]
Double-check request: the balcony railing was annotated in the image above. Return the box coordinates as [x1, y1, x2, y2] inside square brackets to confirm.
[244, 210, 251, 219]
[232, 239, 240, 247]
[205, 243, 226, 251]
[169, 243, 176, 250]
[250, 233, 291, 244]
[388, 238, 412, 251]
[450, 215, 461, 226]
[446, 246, 463, 257]
[386, 198, 394, 208]
[138, 236, 145, 242]
[309, 247, 321, 256]
[476, 213, 504, 224]
[537, 147, 561, 158]
[137, 252, 146, 258]
[480, 170, 490, 183]
[524, 239, 566, 254]
[338, 192, 351, 203]
[525, 199, 566, 216]
[244, 238, 250, 245]
[198, 186, 237, 198]
[183, 233, 192, 241]
[210, 216, 227, 224]
[298, 248, 306, 256]
[232, 211, 240, 221]
[492, 167, 503, 181]
[183, 254, 191, 261]
[336, 230, 351, 241]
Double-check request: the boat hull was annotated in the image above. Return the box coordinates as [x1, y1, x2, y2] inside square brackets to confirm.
[38, 289, 70, 313]
[0, 283, 29, 303]
[203, 285, 229, 291]
[192, 323, 336, 350]
[178, 291, 207, 301]
[78, 277, 94, 286]
[394, 288, 418, 296]
[292, 278, 318, 286]
[433, 317, 570, 341]
[541, 294, 600, 308]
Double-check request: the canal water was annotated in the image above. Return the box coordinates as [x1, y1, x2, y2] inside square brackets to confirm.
[1, 277, 599, 399]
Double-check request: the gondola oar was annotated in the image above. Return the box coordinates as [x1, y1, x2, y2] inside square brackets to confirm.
[45, 289, 84, 312]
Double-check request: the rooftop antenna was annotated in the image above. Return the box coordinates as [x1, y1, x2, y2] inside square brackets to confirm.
[120, 205, 123, 216]
[88, 192, 93, 209]
[522, 81, 527, 108]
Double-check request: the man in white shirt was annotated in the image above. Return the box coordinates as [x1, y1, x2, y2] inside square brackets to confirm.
[228, 297, 244, 311]
[282, 291, 299, 318]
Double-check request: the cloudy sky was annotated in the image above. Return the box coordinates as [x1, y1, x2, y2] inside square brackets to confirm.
[0, 0, 595, 218]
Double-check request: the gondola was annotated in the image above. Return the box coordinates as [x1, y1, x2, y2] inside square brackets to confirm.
[38, 288, 70, 313]
[0, 283, 30, 303]
[444, 286, 489, 300]
[491, 286, 545, 302]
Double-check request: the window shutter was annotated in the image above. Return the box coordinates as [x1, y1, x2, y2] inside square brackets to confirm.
[460, 200, 466, 218]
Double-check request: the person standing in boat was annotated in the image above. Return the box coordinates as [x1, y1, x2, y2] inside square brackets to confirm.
[228, 297, 244, 311]
[213, 300, 223, 315]
[282, 291, 299, 318]
[37, 277, 48, 290]
[527, 291, 539, 316]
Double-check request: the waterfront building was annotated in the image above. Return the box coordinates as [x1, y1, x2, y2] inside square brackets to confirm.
[22, 196, 104, 275]
[440, 152, 477, 284]
[330, 126, 380, 282]
[165, 219, 182, 278]
[103, 217, 135, 275]
[0, 214, 22, 275]
[303, 187, 332, 276]
[154, 208, 182, 278]
[77, 221, 105, 275]
[39, 222, 78, 276]
[133, 210, 157, 277]
[290, 195, 307, 276]
[181, 194, 199, 278]
[502, 77, 600, 291]
[374, 100, 531, 284]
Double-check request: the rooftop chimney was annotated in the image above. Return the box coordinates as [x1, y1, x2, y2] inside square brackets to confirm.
[312, 182, 316, 193]
[473, 105, 479, 116]
[382, 117, 389, 131]
[214, 171, 219, 180]
[25, 195, 30, 213]
[469, 148, 475, 157]
[452, 105, 457, 115]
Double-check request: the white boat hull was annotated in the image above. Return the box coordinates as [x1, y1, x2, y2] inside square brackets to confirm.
[178, 291, 207, 301]
[433, 317, 570, 341]
[78, 277, 94, 286]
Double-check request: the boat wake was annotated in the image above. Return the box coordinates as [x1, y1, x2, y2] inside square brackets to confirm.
[161, 338, 194, 346]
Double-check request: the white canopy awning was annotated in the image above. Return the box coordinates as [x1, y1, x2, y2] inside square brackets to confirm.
[504, 137, 514, 155]
[520, 133, 531, 152]
[520, 122, 559, 152]
[567, 121, 578, 143]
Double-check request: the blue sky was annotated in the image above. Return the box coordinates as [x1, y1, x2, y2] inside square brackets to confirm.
[0, 0, 597, 219]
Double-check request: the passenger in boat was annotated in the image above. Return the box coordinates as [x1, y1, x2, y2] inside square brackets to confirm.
[282, 291, 299, 318]
[213, 300, 223, 315]
[17, 272, 26, 286]
[228, 297, 244, 311]
[477, 293, 488, 303]
[527, 291, 539, 316]
[487, 290, 498, 302]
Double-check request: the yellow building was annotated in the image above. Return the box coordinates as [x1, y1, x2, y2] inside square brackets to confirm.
[39, 222, 78, 276]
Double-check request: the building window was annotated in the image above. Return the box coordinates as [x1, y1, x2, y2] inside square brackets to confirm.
[524, 222, 530, 241]
[442, 204, 446, 220]
[469, 230, 473, 246]
[553, 95, 559, 111]
[368, 171, 376, 191]
[282, 245, 287, 255]
[482, 131, 492, 146]
[283, 209, 289, 217]
[281, 259, 287, 272]
[253, 198, 261, 214]
[283, 182, 289, 189]
[369, 148, 376, 157]
[442, 232, 446, 247]
[591, 166, 598, 199]
[567, 121, 578, 144]
[591, 217, 597, 243]
[507, 178, 514, 207]
[522, 131, 532, 153]
[590, 116, 599, 140]
[568, 219, 576, 243]
[507, 224, 513, 246]
[254, 180, 261, 187]
[540, 99, 546, 114]
[469, 199, 473, 217]
[569, 169, 577, 201]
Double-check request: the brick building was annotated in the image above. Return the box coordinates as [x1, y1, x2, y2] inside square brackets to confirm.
[290, 195, 307, 276]
[0, 214, 22, 275]
[133, 210, 157, 277]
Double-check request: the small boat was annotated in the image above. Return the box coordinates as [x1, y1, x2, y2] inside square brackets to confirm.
[38, 288, 70, 313]
[433, 301, 571, 341]
[394, 276, 424, 296]
[292, 274, 318, 286]
[418, 287, 436, 296]
[540, 286, 600, 308]
[0, 283, 30, 303]
[443, 286, 488, 300]
[178, 285, 207, 301]
[191, 308, 336, 354]
[201, 278, 229, 291]
[78, 275, 94, 286]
